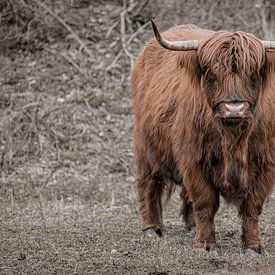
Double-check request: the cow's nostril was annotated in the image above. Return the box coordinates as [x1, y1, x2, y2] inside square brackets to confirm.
[216, 101, 253, 121]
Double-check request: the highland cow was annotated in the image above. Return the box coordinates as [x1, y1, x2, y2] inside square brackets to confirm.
[131, 20, 275, 253]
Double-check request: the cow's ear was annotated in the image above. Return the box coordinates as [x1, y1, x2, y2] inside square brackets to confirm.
[177, 51, 201, 81]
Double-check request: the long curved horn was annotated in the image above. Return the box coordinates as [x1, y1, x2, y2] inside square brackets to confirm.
[262, 41, 275, 49]
[150, 19, 200, 51]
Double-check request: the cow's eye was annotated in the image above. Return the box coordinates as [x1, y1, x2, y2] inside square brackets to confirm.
[204, 71, 217, 95]
[205, 71, 216, 82]
[249, 73, 262, 93]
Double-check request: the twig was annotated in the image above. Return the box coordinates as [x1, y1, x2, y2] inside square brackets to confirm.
[261, 8, 268, 39]
[120, 0, 127, 48]
[126, 15, 134, 33]
[107, 21, 150, 70]
[42, 105, 68, 119]
[32, 0, 93, 60]
[111, 0, 138, 19]
[234, 11, 250, 29]
[60, 52, 84, 74]
[131, 0, 150, 18]
[0, 151, 4, 169]
[106, 0, 143, 67]
[9, 0, 27, 27]
[33, 93, 43, 130]
[106, 21, 119, 38]
[120, 0, 135, 67]
[22, 101, 40, 110]
[44, 165, 62, 186]
[45, 48, 84, 74]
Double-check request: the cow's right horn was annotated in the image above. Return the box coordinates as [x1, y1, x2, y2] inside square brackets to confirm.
[151, 19, 200, 51]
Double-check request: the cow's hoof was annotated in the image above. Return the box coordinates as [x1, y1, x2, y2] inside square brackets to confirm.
[143, 228, 165, 238]
[193, 241, 216, 251]
[184, 222, 195, 232]
[244, 244, 266, 255]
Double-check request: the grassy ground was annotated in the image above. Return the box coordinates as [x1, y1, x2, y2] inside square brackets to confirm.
[1, 0, 275, 274]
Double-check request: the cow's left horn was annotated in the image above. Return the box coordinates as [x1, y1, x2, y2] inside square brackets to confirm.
[151, 19, 200, 51]
[262, 41, 275, 49]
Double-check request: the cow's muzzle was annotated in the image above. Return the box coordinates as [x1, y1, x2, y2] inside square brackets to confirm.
[214, 101, 253, 126]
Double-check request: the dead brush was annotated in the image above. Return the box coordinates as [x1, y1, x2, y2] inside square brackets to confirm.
[0, 0, 65, 52]
[0, 90, 99, 169]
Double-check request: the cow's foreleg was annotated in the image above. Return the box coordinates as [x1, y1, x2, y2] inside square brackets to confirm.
[239, 199, 265, 253]
[239, 171, 274, 254]
[185, 169, 219, 250]
[192, 195, 219, 250]
[137, 174, 165, 237]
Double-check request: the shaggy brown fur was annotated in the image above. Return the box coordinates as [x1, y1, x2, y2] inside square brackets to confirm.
[131, 24, 275, 253]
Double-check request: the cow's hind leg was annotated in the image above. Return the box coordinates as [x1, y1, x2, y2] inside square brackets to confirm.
[137, 172, 165, 237]
[180, 186, 195, 231]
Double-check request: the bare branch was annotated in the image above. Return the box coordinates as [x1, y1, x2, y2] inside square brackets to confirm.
[107, 21, 150, 70]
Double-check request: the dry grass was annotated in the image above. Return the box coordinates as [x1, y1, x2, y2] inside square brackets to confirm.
[1, 0, 275, 274]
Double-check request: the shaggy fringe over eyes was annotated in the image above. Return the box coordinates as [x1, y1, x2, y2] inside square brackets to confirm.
[197, 31, 266, 81]
[177, 50, 201, 85]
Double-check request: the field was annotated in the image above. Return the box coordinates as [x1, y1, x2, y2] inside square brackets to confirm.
[1, 0, 275, 274]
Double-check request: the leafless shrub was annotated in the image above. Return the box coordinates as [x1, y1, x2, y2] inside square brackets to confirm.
[0, 0, 68, 52]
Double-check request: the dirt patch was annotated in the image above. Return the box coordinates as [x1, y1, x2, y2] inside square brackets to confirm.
[0, 0, 275, 274]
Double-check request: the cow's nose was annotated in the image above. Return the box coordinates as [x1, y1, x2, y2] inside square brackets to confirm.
[224, 103, 244, 117]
